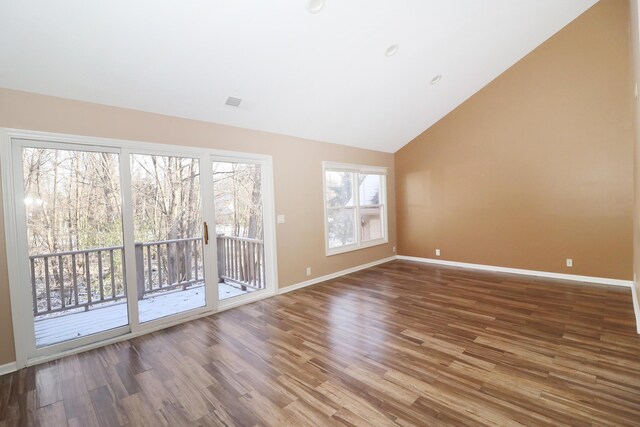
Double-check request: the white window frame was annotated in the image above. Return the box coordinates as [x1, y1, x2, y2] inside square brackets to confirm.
[322, 161, 388, 256]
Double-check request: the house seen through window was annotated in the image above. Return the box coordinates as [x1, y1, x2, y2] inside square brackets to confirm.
[323, 162, 387, 255]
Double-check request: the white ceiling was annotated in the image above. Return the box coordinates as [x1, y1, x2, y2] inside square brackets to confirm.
[0, 0, 598, 153]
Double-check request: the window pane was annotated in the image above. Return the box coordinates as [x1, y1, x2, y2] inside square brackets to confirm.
[22, 147, 128, 347]
[131, 155, 202, 243]
[358, 174, 382, 206]
[361, 206, 383, 242]
[212, 162, 263, 239]
[325, 171, 354, 207]
[212, 161, 265, 302]
[328, 208, 356, 248]
[130, 154, 206, 323]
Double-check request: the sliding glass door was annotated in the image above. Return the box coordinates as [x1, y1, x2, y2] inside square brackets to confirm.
[130, 154, 207, 323]
[5, 132, 275, 364]
[17, 142, 129, 350]
[212, 159, 268, 303]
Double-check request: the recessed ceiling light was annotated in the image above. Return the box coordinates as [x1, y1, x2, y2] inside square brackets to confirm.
[225, 96, 242, 107]
[306, 0, 325, 14]
[385, 44, 399, 57]
[430, 75, 442, 85]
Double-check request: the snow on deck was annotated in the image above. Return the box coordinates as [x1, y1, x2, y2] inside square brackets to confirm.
[35, 282, 251, 347]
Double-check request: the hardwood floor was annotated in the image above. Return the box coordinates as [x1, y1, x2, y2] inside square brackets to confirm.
[1, 260, 639, 426]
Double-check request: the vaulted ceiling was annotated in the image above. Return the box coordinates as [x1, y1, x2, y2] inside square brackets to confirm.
[0, 0, 598, 152]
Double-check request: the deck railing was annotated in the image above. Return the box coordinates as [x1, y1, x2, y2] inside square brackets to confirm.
[29, 235, 264, 316]
[134, 237, 205, 299]
[217, 235, 266, 290]
[29, 246, 127, 316]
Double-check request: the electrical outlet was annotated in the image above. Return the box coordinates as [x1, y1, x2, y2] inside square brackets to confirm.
[306, 267, 311, 276]
[392, 246, 396, 253]
[435, 249, 441, 256]
[566, 258, 573, 267]
[277, 214, 285, 224]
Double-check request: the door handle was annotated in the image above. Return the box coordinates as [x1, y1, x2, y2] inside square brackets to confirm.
[204, 222, 209, 245]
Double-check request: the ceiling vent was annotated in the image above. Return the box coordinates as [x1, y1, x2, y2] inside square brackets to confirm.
[225, 96, 242, 107]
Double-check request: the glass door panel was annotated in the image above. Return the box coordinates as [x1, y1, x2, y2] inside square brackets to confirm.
[212, 160, 266, 302]
[21, 146, 128, 348]
[130, 154, 206, 323]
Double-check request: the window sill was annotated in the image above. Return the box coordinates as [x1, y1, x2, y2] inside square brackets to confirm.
[326, 238, 388, 257]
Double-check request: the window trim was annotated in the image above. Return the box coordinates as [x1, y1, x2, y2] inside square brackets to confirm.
[322, 161, 388, 256]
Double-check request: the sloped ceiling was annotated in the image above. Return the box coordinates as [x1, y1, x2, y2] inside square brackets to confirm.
[0, 0, 598, 152]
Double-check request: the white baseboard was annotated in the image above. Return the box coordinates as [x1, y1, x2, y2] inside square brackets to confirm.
[278, 256, 397, 295]
[397, 255, 633, 288]
[0, 361, 17, 376]
[631, 284, 640, 334]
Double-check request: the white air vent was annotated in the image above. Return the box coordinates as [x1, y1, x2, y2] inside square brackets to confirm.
[225, 96, 242, 107]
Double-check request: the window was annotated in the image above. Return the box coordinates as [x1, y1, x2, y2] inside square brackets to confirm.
[323, 162, 388, 255]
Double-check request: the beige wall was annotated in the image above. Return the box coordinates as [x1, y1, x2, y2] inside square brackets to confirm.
[395, 0, 634, 280]
[631, 0, 640, 328]
[0, 88, 397, 365]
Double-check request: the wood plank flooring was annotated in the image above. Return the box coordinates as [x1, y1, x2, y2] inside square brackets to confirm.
[1, 260, 639, 426]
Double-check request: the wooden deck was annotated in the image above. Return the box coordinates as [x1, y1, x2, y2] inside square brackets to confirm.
[2, 260, 639, 426]
[35, 282, 250, 347]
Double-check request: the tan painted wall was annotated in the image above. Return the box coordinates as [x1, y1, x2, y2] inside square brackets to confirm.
[631, 0, 640, 328]
[0, 88, 397, 365]
[395, 0, 634, 280]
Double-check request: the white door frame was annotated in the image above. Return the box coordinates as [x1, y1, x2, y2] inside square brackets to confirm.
[121, 148, 217, 331]
[3, 138, 132, 364]
[0, 128, 278, 368]
[211, 154, 278, 311]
